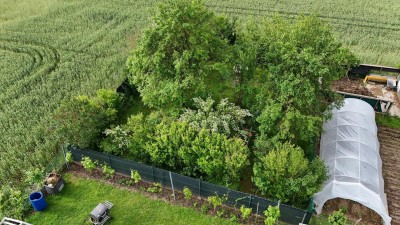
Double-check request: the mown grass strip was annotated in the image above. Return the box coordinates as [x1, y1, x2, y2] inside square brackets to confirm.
[376, 113, 400, 129]
[26, 173, 237, 225]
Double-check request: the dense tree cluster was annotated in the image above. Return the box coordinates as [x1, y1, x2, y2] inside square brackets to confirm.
[61, 0, 357, 206]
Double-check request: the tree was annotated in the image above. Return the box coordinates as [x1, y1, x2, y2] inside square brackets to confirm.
[191, 129, 249, 187]
[179, 97, 252, 140]
[53, 89, 121, 148]
[252, 142, 328, 206]
[127, 0, 235, 112]
[239, 16, 357, 151]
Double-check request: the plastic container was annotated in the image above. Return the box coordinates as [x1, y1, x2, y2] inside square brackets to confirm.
[44, 173, 65, 195]
[29, 191, 47, 211]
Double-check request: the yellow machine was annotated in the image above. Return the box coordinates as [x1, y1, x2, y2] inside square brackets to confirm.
[363, 74, 390, 84]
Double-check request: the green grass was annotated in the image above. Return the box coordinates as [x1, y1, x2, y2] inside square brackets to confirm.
[1, 0, 400, 184]
[376, 113, 400, 129]
[309, 215, 330, 225]
[26, 173, 238, 225]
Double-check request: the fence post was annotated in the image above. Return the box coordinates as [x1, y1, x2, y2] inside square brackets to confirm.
[152, 166, 155, 182]
[198, 179, 201, 196]
[248, 194, 252, 207]
[276, 200, 281, 225]
[169, 172, 176, 200]
[256, 202, 259, 217]
[108, 155, 113, 168]
[62, 144, 69, 170]
[163, 170, 165, 186]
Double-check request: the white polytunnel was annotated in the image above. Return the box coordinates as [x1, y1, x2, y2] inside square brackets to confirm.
[314, 98, 391, 225]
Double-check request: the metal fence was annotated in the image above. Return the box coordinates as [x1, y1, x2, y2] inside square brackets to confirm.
[337, 91, 394, 113]
[68, 146, 312, 224]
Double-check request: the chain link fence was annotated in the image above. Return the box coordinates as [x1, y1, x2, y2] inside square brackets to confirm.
[44, 147, 67, 174]
[68, 146, 312, 224]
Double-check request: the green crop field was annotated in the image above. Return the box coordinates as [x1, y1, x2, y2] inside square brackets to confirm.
[208, 0, 400, 67]
[1, 0, 399, 184]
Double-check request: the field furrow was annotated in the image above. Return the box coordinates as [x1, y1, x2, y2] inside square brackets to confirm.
[379, 127, 400, 225]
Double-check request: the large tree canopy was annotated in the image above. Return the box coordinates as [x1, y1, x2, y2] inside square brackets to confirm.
[127, 0, 235, 112]
[241, 16, 358, 151]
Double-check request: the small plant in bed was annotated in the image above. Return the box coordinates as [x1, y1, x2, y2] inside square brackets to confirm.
[102, 164, 115, 179]
[81, 157, 97, 173]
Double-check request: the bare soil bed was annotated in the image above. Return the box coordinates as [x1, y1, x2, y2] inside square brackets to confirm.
[332, 77, 375, 97]
[379, 127, 400, 225]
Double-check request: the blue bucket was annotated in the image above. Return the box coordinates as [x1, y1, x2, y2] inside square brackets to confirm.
[29, 191, 47, 211]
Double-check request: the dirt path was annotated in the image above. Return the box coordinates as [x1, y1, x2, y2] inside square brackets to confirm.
[379, 127, 400, 225]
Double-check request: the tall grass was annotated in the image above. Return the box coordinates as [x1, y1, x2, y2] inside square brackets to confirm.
[1, 0, 399, 184]
[0, 0, 155, 184]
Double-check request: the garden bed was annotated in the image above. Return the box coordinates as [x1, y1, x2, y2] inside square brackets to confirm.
[331, 77, 374, 97]
[379, 127, 400, 225]
[68, 162, 268, 225]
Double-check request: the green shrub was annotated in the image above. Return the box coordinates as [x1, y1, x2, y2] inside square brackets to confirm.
[65, 151, 73, 163]
[216, 209, 225, 218]
[130, 170, 141, 184]
[0, 186, 27, 220]
[200, 203, 210, 215]
[229, 214, 238, 222]
[253, 142, 328, 205]
[100, 126, 131, 156]
[24, 168, 44, 191]
[81, 157, 97, 173]
[207, 194, 227, 211]
[239, 205, 252, 220]
[147, 183, 162, 193]
[132, 118, 250, 187]
[102, 164, 115, 179]
[183, 186, 193, 200]
[53, 89, 120, 149]
[328, 209, 347, 225]
[180, 97, 252, 139]
[264, 205, 280, 225]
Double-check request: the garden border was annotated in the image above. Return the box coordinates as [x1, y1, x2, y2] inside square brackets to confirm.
[67, 146, 313, 224]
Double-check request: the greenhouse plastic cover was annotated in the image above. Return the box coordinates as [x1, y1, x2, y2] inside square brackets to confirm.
[314, 98, 391, 225]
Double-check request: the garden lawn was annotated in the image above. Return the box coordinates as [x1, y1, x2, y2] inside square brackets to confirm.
[376, 113, 400, 129]
[26, 173, 238, 225]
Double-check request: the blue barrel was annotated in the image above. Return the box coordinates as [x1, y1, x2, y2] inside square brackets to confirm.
[29, 191, 47, 211]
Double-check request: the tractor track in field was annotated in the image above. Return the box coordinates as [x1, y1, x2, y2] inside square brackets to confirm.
[0, 39, 60, 109]
[207, 4, 400, 32]
[379, 126, 400, 225]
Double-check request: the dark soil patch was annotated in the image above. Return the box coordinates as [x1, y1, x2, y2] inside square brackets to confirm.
[332, 77, 375, 97]
[379, 127, 400, 225]
[322, 198, 382, 224]
[68, 163, 267, 225]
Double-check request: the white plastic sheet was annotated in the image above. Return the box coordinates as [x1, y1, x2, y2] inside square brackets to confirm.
[314, 98, 391, 225]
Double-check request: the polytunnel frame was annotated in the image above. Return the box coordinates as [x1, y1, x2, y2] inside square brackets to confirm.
[314, 98, 391, 225]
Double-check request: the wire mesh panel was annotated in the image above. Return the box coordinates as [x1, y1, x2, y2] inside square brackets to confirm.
[44, 149, 66, 173]
[68, 147, 312, 224]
